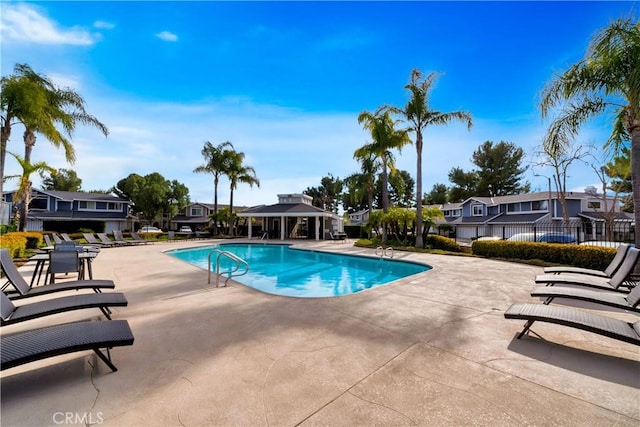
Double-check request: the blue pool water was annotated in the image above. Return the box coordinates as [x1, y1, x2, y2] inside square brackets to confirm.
[166, 244, 431, 298]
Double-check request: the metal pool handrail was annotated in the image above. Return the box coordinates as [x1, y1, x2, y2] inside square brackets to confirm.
[208, 249, 249, 287]
[375, 246, 394, 259]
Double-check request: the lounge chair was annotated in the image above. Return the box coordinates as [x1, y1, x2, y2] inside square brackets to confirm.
[1, 290, 128, 326]
[83, 233, 114, 248]
[0, 249, 115, 300]
[1, 319, 134, 372]
[543, 243, 630, 278]
[43, 234, 54, 248]
[113, 230, 138, 245]
[98, 233, 127, 246]
[130, 231, 153, 244]
[530, 282, 640, 313]
[504, 302, 640, 346]
[534, 247, 640, 292]
[61, 233, 74, 242]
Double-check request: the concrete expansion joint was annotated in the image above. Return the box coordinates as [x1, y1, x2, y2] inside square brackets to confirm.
[345, 389, 418, 425]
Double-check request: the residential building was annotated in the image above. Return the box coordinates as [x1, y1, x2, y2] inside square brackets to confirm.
[434, 190, 634, 243]
[2, 189, 132, 232]
[348, 209, 370, 225]
[170, 202, 250, 231]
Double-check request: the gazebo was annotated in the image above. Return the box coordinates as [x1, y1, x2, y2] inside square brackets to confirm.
[237, 194, 343, 240]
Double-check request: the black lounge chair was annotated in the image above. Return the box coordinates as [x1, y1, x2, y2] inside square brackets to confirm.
[83, 233, 114, 248]
[130, 231, 153, 244]
[0, 249, 115, 301]
[542, 243, 630, 278]
[504, 303, 640, 346]
[113, 230, 138, 246]
[98, 233, 127, 246]
[1, 319, 134, 372]
[535, 247, 640, 292]
[530, 282, 640, 313]
[61, 233, 74, 242]
[1, 290, 128, 326]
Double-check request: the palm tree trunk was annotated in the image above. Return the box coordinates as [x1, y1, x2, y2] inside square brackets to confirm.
[229, 186, 234, 236]
[0, 123, 11, 224]
[381, 157, 389, 244]
[415, 134, 424, 248]
[19, 130, 37, 231]
[0, 119, 11, 200]
[213, 177, 219, 236]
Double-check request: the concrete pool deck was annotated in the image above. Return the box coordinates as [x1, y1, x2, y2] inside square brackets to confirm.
[1, 239, 638, 426]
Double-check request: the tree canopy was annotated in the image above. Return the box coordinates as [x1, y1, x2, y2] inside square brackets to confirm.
[112, 172, 189, 224]
[304, 173, 343, 213]
[447, 140, 530, 202]
[42, 168, 82, 192]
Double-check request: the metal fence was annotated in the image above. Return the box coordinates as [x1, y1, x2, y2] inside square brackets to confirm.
[457, 220, 635, 245]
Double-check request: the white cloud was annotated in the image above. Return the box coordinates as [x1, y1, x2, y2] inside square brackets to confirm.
[94, 21, 115, 30]
[47, 72, 82, 90]
[156, 31, 178, 42]
[0, 3, 98, 45]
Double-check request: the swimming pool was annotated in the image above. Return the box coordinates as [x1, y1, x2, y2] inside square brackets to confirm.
[166, 243, 431, 298]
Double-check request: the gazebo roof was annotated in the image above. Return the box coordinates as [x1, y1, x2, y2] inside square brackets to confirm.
[238, 203, 339, 218]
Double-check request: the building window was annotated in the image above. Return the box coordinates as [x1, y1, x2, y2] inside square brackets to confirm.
[472, 205, 483, 216]
[452, 209, 461, 217]
[531, 200, 548, 211]
[507, 203, 520, 213]
[190, 207, 203, 216]
[79, 201, 120, 211]
[79, 201, 96, 210]
[29, 195, 48, 210]
[587, 201, 601, 209]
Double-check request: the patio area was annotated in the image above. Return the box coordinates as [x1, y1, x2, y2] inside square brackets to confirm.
[1, 240, 638, 426]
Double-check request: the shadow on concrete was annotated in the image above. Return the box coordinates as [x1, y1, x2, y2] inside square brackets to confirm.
[507, 334, 640, 388]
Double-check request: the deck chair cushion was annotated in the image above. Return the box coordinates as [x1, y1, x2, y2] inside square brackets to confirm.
[1, 320, 134, 372]
[504, 303, 640, 345]
[1, 291, 128, 326]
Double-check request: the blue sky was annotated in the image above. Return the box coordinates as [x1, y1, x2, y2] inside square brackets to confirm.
[1, 1, 636, 208]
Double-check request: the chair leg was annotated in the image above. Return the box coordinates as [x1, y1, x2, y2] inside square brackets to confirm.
[99, 307, 113, 320]
[517, 320, 535, 339]
[93, 348, 118, 372]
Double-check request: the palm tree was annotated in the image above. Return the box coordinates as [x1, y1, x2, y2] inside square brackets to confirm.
[352, 150, 382, 216]
[355, 110, 410, 244]
[1, 64, 108, 230]
[539, 16, 639, 249]
[2, 64, 51, 196]
[226, 150, 260, 236]
[387, 69, 472, 248]
[5, 152, 55, 230]
[194, 141, 235, 235]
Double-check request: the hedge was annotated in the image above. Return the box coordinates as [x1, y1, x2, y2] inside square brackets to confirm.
[424, 235, 462, 252]
[471, 240, 616, 270]
[0, 232, 46, 258]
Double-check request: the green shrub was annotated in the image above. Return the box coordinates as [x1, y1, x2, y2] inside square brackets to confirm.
[471, 240, 615, 269]
[0, 232, 28, 257]
[424, 235, 461, 252]
[354, 238, 375, 247]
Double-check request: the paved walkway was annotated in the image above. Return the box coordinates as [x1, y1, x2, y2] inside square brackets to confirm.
[1, 240, 638, 426]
